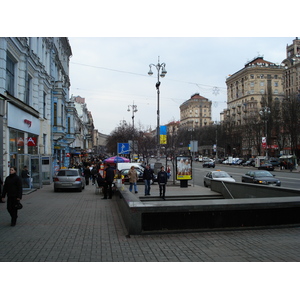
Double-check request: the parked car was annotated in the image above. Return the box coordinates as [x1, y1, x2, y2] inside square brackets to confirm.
[233, 159, 246, 165]
[258, 162, 274, 171]
[203, 170, 236, 187]
[120, 168, 144, 182]
[241, 170, 281, 186]
[53, 169, 86, 192]
[269, 159, 280, 167]
[203, 160, 215, 168]
[243, 159, 255, 167]
[121, 168, 157, 183]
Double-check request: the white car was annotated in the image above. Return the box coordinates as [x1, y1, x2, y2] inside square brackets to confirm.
[204, 170, 236, 187]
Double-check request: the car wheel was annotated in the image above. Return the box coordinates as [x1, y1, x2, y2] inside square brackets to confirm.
[54, 187, 58, 192]
[78, 186, 83, 192]
[204, 181, 208, 187]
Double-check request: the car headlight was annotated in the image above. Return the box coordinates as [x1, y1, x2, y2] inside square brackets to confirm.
[257, 180, 267, 184]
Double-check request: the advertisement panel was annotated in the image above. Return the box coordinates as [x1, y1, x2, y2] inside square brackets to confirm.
[176, 156, 192, 180]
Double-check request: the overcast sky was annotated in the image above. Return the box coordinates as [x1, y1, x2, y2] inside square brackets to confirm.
[3, 0, 298, 295]
[68, 36, 294, 134]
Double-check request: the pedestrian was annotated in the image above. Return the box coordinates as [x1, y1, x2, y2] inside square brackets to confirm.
[166, 165, 171, 179]
[1, 167, 23, 226]
[103, 164, 115, 199]
[157, 166, 168, 200]
[21, 165, 31, 188]
[90, 165, 98, 185]
[128, 166, 138, 194]
[84, 166, 91, 185]
[143, 164, 154, 196]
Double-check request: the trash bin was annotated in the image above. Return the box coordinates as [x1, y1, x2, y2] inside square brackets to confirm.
[180, 180, 188, 188]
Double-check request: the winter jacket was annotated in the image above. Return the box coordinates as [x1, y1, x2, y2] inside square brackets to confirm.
[143, 168, 154, 180]
[157, 170, 168, 184]
[2, 173, 22, 199]
[128, 168, 138, 183]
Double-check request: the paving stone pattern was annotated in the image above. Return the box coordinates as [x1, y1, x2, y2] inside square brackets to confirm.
[0, 184, 300, 262]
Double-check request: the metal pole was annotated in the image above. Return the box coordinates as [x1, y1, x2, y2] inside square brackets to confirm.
[157, 72, 160, 159]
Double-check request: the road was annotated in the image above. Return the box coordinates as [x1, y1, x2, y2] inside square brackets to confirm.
[191, 162, 300, 189]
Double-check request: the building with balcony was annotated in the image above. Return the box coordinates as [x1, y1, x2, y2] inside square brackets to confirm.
[0, 37, 72, 186]
[225, 56, 285, 126]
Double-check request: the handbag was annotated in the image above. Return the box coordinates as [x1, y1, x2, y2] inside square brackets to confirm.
[15, 201, 23, 210]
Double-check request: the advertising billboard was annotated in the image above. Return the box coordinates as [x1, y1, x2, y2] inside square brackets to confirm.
[176, 156, 192, 180]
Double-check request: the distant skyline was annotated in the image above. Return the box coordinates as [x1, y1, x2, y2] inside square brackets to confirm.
[69, 37, 294, 134]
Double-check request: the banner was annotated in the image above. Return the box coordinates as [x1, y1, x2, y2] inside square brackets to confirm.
[176, 156, 192, 180]
[160, 125, 167, 145]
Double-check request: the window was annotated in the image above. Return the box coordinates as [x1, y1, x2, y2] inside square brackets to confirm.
[6, 54, 15, 96]
[61, 104, 64, 125]
[67, 117, 71, 133]
[250, 82, 254, 87]
[250, 74, 254, 79]
[43, 92, 46, 118]
[274, 82, 278, 87]
[54, 102, 57, 125]
[260, 81, 264, 87]
[25, 74, 32, 105]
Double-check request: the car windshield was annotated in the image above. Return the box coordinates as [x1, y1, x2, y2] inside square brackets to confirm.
[57, 170, 79, 176]
[212, 171, 230, 178]
[254, 171, 272, 177]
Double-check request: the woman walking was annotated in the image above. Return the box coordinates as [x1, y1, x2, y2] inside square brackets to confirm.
[128, 166, 138, 194]
[1, 167, 23, 226]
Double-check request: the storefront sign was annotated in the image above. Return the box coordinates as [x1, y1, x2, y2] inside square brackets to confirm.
[27, 137, 37, 146]
[7, 103, 39, 134]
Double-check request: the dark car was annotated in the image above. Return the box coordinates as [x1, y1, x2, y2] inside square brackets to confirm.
[203, 161, 215, 168]
[241, 170, 281, 186]
[258, 162, 274, 171]
[243, 159, 255, 166]
[269, 159, 280, 167]
[120, 168, 144, 182]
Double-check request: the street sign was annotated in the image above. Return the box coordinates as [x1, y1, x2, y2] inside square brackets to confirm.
[118, 143, 130, 154]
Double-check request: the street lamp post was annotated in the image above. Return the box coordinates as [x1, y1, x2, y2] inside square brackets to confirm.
[148, 56, 167, 159]
[127, 102, 138, 161]
[259, 106, 271, 159]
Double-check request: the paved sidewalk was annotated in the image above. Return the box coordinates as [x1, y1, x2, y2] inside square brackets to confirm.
[0, 182, 300, 262]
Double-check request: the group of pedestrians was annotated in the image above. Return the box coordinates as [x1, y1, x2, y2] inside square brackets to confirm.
[128, 164, 169, 200]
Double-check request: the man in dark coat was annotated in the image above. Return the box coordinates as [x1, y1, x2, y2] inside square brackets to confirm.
[157, 166, 168, 200]
[103, 164, 115, 199]
[1, 167, 23, 226]
[143, 164, 154, 196]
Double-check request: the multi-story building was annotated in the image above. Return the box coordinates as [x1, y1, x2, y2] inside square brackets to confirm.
[282, 37, 300, 96]
[224, 56, 285, 157]
[180, 93, 212, 129]
[0, 37, 73, 187]
[225, 56, 285, 126]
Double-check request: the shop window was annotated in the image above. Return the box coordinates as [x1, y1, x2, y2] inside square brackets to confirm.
[27, 135, 38, 154]
[9, 129, 18, 153]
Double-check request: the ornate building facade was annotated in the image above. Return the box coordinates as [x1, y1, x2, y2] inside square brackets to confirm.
[180, 93, 212, 129]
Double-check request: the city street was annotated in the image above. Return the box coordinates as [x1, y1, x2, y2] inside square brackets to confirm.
[1, 180, 300, 263]
[189, 162, 300, 189]
[1, 172, 299, 299]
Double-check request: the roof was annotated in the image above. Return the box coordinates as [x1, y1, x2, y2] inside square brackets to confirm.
[244, 56, 275, 68]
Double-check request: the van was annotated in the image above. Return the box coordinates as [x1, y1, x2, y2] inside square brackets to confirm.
[117, 162, 143, 171]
